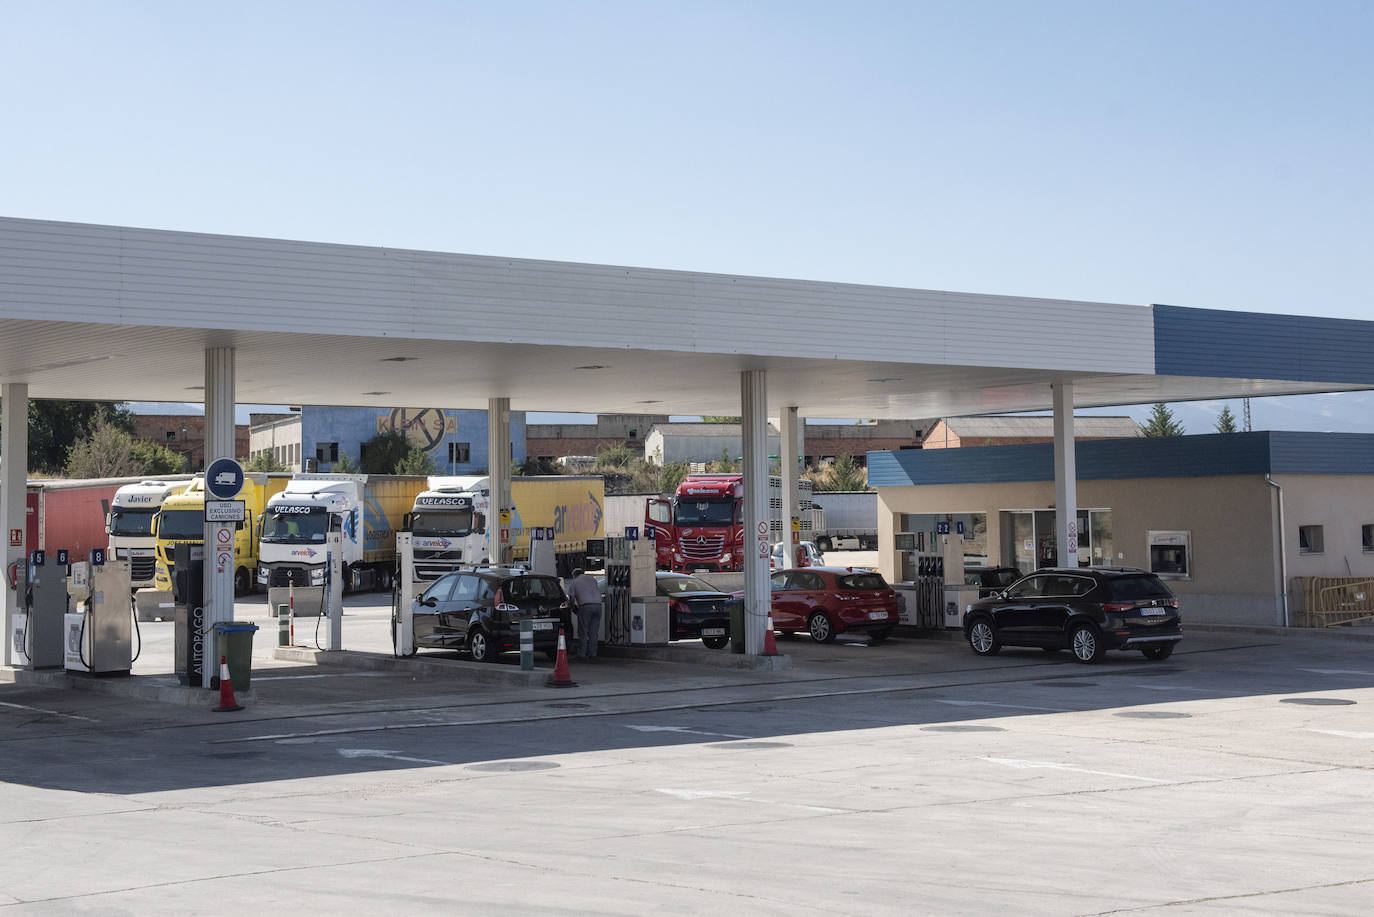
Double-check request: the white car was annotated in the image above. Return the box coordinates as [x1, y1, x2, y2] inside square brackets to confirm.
[770, 541, 824, 570]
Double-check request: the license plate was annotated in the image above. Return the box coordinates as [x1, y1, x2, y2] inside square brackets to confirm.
[701, 627, 725, 636]
[867, 611, 888, 620]
[1139, 607, 1167, 616]
[532, 620, 554, 630]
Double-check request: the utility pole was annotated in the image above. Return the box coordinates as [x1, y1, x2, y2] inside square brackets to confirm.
[1242, 398, 1252, 432]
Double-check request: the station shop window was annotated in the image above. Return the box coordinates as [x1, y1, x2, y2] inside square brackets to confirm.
[1147, 530, 1190, 579]
[1299, 524, 1325, 555]
[316, 442, 339, 463]
[449, 442, 470, 464]
[1364, 524, 1374, 553]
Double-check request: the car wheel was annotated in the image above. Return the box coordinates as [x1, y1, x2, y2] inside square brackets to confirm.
[702, 635, 729, 649]
[468, 628, 495, 663]
[234, 567, 250, 596]
[815, 536, 832, 553]
[1142, 643, 1175, 661]
[967, 618, 1000, 656]
[1069, 623, 1105, 664]
[808, 612, 836, 643]
[868, 628, 892, 644]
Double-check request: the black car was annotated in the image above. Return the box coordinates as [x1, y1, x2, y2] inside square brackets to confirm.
[403, 568, 573, 662]
[962, 567, 1182, 663]
[962, 565, 1022, 598]
[594, 571, 733, 648]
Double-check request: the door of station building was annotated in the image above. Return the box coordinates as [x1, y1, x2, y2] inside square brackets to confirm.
[1000, 509, 1113, 573]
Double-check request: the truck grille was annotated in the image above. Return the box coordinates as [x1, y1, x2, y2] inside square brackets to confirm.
[131, 556, 157, 582]
[269, 567, 311, 587]
[682, 535, 726, 561]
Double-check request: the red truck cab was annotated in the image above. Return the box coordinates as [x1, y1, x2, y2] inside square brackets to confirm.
[645, 474, 745, 572]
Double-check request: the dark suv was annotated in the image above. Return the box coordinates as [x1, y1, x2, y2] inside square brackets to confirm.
[962, 567, 1182, 663]
[403, 568, 573, 662]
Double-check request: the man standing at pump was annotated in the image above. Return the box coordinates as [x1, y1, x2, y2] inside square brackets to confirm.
[565, 568, 603, 659]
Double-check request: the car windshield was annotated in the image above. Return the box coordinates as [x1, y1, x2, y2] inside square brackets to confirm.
[412, 509, 474, 537]
[109, 507, 157, 536]
[261, 507, 328, 543]
[836, 573, 887, 590]
[658, 575, 717, 595]
[1108, 575, 1174, 601]
[674, 499, 735, 526]
[157, 509, 205, 540]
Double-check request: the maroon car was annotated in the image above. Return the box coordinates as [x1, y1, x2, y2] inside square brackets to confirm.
[769, 567, 899, 643]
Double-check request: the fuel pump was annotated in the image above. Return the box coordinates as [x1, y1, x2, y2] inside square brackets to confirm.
[601, 534, 659, 646]
[64, 550, 133, 676]
[322, 531, 343, 651]
[10, 548, 67, 669]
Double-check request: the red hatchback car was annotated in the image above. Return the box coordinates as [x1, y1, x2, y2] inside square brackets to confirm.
[769, 567, 899, 643]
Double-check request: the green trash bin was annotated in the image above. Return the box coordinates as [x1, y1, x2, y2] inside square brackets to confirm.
[726, 598, 745, 654]
[213, 621, 259, 693]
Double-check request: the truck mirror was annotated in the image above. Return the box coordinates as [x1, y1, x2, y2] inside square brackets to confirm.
[402, 513, 412, 531]
[104, 512, 111, 535]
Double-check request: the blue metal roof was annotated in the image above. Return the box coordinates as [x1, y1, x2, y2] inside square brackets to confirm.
[867, 432, 1374, 487]
[1153, 305, 1374, 384]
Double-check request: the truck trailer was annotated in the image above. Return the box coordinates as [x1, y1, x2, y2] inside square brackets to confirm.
[808, 490, 878, 551]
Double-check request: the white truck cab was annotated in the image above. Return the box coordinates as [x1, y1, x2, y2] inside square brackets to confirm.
[107, 479, 189, 589]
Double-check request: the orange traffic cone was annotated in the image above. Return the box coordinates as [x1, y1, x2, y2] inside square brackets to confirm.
[762, 616, 779, 656]
[212, 655, 243, 712]
[545, 628, 578, 688]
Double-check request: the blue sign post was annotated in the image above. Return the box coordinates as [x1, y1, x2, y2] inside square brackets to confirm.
[206, 458, 245, 500]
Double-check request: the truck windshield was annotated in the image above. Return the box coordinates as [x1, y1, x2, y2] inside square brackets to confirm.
[158, 509, 205, 540]
[261, 507, 329, 543]
[413, 509, 474, 537]
[110, 507, 157, 537]
[674, 499, 735, 526]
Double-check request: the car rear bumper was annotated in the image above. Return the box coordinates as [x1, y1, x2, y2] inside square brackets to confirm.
[1116, 633, 1183, 648]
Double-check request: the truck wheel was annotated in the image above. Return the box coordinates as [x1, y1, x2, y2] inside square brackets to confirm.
[815, 536, 832, 553]
[233, 567, 250, 596]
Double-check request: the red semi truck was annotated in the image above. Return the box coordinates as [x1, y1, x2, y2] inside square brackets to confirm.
[644, 474, 813, 573]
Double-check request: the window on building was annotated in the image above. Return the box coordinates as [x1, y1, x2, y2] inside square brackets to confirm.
[1299, 525, 1325, 554]
[165, 430, 177, 441]
[358, 442, 371, 464]
[317, 442, 339, 463]
[449, 442, 470, 464]
[1364, 524, 1374, 553]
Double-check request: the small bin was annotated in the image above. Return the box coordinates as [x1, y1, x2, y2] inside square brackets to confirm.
[726, 598, 745, 654]
[212, 621, 259, 693]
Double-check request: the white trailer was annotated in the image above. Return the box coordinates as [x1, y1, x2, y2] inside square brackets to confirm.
[809, 490, 878, 551]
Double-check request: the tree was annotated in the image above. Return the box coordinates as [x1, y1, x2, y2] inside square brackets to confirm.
[63, 418, 183, 477]
[701, 416, 740, 423]
[805, 453, 869, 491]
[245, 451, 287, 472]
[333, 450, 361, 473]
[1140, 403, 1185, 437]
[1214, 405, 1239, 434]
[395, 447, 438, 475]
[1, 399, 134, 473]
[597, 444, 636, 469]
[359, 432, 413, 474]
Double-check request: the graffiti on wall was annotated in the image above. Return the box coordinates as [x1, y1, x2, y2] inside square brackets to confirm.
[375, 408, 457, 453]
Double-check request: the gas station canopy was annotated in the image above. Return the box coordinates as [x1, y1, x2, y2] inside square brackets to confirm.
[3, 216, 1372, 416]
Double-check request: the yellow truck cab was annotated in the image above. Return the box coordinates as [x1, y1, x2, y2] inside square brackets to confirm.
[153, 472, 290, 594]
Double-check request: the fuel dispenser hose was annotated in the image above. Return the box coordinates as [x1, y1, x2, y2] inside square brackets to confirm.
[130, 594, 142, 663]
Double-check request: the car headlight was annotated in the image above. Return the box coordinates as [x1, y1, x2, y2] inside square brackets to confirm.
[310, 568, 325, 586]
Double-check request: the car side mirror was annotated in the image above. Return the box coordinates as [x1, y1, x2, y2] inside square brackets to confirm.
[420, 597, 437, 607]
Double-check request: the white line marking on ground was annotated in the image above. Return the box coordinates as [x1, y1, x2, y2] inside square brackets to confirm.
[253, 672, 394, 681]
[337, 748, 450, 765]
[1306, 729, 1374, 739]
[626, 725, 752, 739]
[0, 701, 95, 722]
[936, 699, 1069, 713]
[654, 788, 846, 814]
[978, 756, 1169, 783]
[1302, 668, 1374, 677]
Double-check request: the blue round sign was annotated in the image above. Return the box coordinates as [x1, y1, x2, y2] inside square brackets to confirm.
[206, 458, 245, 500]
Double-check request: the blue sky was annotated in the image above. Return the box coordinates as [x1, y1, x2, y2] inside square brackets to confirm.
[5, 2, 1372, 432]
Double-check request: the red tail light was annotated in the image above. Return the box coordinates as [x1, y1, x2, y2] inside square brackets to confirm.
[493, 586, 517, 613]
[1103, 602, 1136, 613]
[671, 599, 689, 615]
